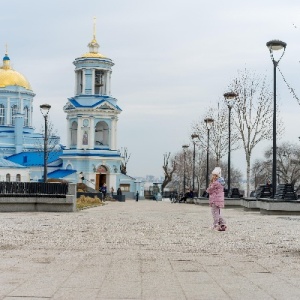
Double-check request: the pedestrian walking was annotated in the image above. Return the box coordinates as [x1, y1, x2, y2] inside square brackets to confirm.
[111, 186, 114, 197]
[136, 191, 139, 202]
[206, 167, 227, 231]
[101, 183, 107, 199]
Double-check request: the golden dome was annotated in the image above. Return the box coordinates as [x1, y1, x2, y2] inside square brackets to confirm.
[80, 22, 107, 59]
[81, 52, 106, 58]
[0, 54, 32, 90]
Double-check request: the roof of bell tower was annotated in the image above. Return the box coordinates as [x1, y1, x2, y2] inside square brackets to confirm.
[80, 17, 107, 59]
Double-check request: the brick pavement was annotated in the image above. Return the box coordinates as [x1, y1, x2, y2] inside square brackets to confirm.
[0, 199, 300, 299]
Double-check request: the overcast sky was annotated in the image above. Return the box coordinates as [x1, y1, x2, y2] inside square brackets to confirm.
[2, 0, 300, 178]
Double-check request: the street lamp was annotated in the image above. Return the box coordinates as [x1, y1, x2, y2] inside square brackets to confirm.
[204, 117, 214, 189]
[182, 144, 189, 195]
[191, 134, 199, 195]
[40, 104, 51, 183]
[266, 39, 286, 197]
[224, 92, 238, 196]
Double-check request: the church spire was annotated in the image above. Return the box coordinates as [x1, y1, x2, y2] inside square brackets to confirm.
[2, 44, 11, 70]
[88, 17, 100, 54]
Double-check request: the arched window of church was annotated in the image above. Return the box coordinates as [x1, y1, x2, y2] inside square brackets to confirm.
[66, 164, 72, 170]
[71, 121, 78, 147]
[6, 173, 11, 182]
[0, 104, 5, 125]
[16, 174, 21, 182]
[11, 105, 18, 125]
[95, 121, 109, 147]
[24, 106, 29, 126]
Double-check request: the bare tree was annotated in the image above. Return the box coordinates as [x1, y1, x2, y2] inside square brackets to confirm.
[251, 159, 270, 190]
[120, 147, 131, 175]
[169, 146, 243, 197]
[229, 68, 284, 196]
[264, 143, 300, 191]
[161, 152, 176, 193]
[192, 103, 239, 166]
[36, 119, 60, 160]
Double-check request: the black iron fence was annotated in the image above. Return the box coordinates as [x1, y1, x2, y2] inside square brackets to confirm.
[0, 182, 68, 197]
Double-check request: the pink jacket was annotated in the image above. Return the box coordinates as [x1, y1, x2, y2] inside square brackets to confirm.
[206, 180, 224, 208]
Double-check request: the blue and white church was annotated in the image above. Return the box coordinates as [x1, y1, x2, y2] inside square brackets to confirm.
[0, 51, 61, 182]
[0, 28, 144, 198]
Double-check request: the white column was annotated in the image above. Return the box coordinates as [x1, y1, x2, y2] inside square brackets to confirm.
[7, 98, 10, 125]
[89, 117, 95, 149]
[110, 116, 117, 150]
[20, 97, 23, 113]
[30, 99, 33, 127]
[108, 71, 112, 95]
[104, 72, 108, 95]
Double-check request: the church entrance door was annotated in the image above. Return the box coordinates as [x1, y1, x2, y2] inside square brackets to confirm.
[96, 173, 107, 191]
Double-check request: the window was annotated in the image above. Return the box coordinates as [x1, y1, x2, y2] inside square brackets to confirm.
[6, 173, 11, 182]
[95, 70, 104, 94]
[120, 184, 130, 192]
[24, 106, 29, 126]
[16, 174, 21, 182]
[0, 104, 5, 125]
[11, 105, 18, 125]
[70, 121, 78, 146]
[95, 121, 109, 146]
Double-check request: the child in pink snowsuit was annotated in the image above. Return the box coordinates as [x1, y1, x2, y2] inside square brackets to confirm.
[206, 167, 227, 231]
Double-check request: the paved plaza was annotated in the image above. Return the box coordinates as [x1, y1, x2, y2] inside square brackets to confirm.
[1, 199, 300, 299]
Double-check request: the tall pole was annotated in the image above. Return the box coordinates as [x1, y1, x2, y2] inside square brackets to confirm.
[224, 92, 237, 196]
[266, 39, 286, 198]
[204, 118, 214, 189]
[43, 114, 48, 183]
[192, 141, 195, 192]
[191, 134, 199, 194]
[272, 61, 277, 198]
[206, 128, 210, 189]
[183, 149, 186, 194]
[228, 106, 231, 194]
[40, 104, 51, 183]
[182, 144, 189, 194]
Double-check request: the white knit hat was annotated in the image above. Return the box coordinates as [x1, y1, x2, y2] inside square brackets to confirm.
[212, 167, 221, 177]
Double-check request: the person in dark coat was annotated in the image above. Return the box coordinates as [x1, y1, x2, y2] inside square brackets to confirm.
[117, 187, 122, 195]
[136, 191, 139, 202]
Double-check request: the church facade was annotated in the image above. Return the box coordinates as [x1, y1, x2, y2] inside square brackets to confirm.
[0, 29, 144, 198]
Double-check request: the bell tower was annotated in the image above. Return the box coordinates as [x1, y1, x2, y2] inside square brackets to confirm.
[62, 19, 123, 190]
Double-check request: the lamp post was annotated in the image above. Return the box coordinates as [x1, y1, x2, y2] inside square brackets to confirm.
[266, 39, 286, 197]
[40, 104, 51, 183]
[182, 144, 189, 195]
[224, 92, 237, 195]
[204, 118, 214, 189]
[191, 134, 199, 195]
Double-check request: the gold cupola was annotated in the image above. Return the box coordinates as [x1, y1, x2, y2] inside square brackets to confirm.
[0, 52, 32, 90]
[81, 17, 106, 59]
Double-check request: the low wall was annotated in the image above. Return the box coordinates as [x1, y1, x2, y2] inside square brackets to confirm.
[0, 183, 77, 212]
[194, 197, 242, 207]
[258, 199, 300, 215]
[193, 196, 300, 215]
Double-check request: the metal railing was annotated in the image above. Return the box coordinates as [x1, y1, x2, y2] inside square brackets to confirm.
[0, 182, 68, 197]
